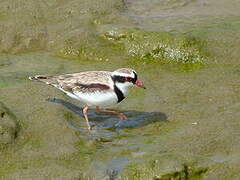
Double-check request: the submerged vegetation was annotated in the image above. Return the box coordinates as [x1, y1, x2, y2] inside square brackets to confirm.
[58, 28, 207, 72]
[122, 160, 208, 180]
[0, 102, 19, 149]
[59, 28, 207, 71]
[104, 29, 206, 64]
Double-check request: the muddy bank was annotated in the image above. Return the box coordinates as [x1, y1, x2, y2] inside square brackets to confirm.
[0, 0, 127, 54]
[0, 0, 207, 67]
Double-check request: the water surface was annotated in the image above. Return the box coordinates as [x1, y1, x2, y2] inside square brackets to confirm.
[1, 0, 240, 179]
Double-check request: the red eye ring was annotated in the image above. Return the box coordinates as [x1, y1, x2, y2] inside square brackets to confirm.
[125, 77, 133, 82]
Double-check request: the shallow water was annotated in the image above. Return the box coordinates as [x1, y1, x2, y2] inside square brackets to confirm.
[1, 0, 240, 179]
[1, 48, 240, 179]
[125, 0, 240, 32]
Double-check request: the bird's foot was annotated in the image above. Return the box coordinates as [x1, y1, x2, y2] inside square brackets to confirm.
[118, 113, 128, 120]
[95, 106, 128, 121]
[87, 125, 92, 131]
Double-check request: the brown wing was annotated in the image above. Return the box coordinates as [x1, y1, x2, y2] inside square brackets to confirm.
[61, 82, 111, 93]
[57, 71, 113, 93]
[30, 71, 114, 93]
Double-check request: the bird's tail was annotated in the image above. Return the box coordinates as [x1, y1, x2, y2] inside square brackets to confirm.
[29, 75, 57, 86]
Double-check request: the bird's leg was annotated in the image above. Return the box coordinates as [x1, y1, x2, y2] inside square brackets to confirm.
[83, 106, 91, 131]
[95, 106, 128, 120]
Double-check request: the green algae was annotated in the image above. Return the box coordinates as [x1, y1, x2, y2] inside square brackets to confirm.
[58, 32, 126, 62]
[59, 28, 206, 70]
[122, 158, 208, 180]
[56, 28, 207, 74]
[103, 28, 206, 64]
[0, 155, 48, 177]
[0, 102, 20, 148]
[0, 83, 9, 88]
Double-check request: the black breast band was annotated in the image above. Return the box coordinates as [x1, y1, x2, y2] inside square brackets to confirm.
[114, 85, 125, 103]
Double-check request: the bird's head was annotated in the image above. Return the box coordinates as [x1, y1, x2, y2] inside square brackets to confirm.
[112, 68, 146, 92]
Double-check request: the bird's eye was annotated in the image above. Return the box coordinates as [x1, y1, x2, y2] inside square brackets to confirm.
[125, 77, 133, 82]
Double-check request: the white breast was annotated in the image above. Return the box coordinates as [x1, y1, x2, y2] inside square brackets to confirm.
[73, 91, 118, 107]
[115, 82, 132, 97]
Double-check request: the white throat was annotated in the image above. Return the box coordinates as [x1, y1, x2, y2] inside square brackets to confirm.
[115, 82, 132, 97]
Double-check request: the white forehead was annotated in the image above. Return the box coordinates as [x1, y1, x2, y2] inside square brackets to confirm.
[112, 71, 135, 78]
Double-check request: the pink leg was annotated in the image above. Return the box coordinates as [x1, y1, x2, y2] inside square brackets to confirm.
[83, 106, 91, 131]
[95, 106, 128, 120]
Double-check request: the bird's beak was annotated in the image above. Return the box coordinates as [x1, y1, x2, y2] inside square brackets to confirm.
[135, 80, 146, 89]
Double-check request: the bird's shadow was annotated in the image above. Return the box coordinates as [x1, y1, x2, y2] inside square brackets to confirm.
[47, 98, 168, 131]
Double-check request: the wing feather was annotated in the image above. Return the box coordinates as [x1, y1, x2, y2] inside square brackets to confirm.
[56, 71, 113, 93]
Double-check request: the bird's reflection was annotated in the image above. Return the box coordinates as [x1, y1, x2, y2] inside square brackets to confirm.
[47, 98, 168, 130]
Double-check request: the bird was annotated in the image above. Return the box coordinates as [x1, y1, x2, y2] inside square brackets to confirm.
[29, 68, 146, 130]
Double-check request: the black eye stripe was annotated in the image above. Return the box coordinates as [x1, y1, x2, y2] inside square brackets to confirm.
[112, 72, 138, 83]
[112, 76, 134, 83]
[112, 75, 125, 83]
[126, 77, 133, 82]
